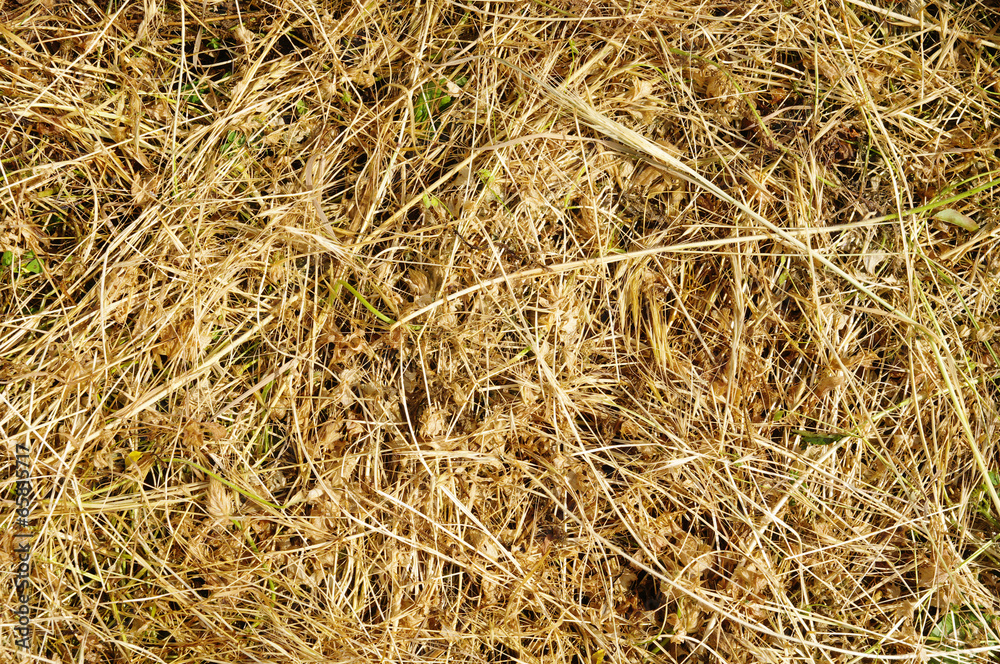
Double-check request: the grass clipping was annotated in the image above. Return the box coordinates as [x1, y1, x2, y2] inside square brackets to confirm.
[2, 0, 1000, 662]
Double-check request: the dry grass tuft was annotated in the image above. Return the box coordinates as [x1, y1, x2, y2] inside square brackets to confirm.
[3, 0, 1000, 662]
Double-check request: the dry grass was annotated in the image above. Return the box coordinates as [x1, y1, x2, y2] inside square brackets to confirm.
[3, 0, 1000, 662]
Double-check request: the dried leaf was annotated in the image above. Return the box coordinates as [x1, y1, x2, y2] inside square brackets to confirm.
[933, 208, 978, 232]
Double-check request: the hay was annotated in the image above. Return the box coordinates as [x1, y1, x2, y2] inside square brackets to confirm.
[2, 0, 1000, 661]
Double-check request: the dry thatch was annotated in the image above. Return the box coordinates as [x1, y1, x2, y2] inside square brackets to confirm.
[2, 0, 1000, 661]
